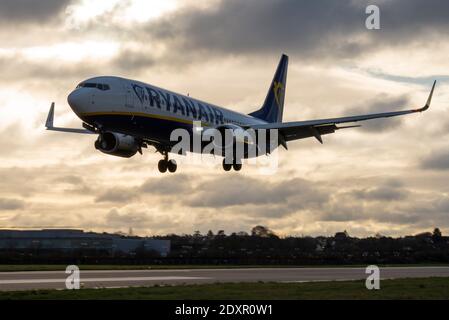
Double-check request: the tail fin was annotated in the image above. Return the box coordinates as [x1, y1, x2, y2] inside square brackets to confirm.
[249, 54, 288, 123]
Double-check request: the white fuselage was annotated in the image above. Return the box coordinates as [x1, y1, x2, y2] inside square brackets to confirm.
[68, 76, 267, 144]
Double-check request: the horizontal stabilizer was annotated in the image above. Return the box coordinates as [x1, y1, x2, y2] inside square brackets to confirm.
[45, 102, 55, 128]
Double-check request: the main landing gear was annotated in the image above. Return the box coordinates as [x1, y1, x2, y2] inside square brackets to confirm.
[158, 151, 177, 173]
[222, 158, 242, 172]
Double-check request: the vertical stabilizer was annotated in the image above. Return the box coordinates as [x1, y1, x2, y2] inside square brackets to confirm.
[249, 54, 288, 123]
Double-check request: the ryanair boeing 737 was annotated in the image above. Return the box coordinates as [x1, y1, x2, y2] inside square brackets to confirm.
[45, 54, 435, 173]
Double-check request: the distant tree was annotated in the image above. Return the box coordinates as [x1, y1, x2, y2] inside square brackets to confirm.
[334, 230, 350, 240]
[217, 230, 226, 237]
[193, 230, 202, 237]
[206, 230, 214, 238]
[251, 226, 276, 238]
[415, 232, 432, 238]
[375, 233, 383, 239]
[433, 228, 443, 241]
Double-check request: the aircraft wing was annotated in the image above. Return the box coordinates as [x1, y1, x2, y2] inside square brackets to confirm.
[45, 103, 96, 134]
[249, 81, 436, 146]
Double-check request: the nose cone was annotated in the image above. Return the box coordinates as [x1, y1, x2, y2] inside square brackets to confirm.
[67, 90, 89, 114]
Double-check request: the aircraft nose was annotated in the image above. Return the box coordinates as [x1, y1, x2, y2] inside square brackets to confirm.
[67, 90, 89, 113]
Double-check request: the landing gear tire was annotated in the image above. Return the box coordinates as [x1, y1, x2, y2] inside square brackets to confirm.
[233, 163, 242, 171]
[168, 160, 177, 173]
[158, 159, 168, 173]
[222, 159, 232, 172]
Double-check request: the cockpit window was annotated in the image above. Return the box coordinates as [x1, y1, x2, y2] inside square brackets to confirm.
[98, 84, 110, 90]
[76, 82, 110, 91]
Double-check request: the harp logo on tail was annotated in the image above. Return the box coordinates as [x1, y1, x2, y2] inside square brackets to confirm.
[273, 81, 284, 108]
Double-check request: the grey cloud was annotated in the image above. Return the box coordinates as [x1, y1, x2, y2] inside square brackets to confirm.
[52, 175, 93, 194]
[435, 197, 449, 212]
[0, 198, 26, 210]
[145, 0, 363, 59]
[0, 0, 73, 23]
[0, 122, 27, 157]
[186, 175, 276, 207]
[141, 0, 449, 61]
[140, 174, 192, 195]
[111, 49, 156, 73]
[421, 150, 449, 170]
[0, 49, 155, 83]
[106, 208, 149, 226]
[186, 175, 328, 213]
[316, 180, 414, 223]
[105, 208, 175, 230]
[380, 213, 422, 224]
[320, 186, 449, 226]
[320, 201, 414, 224]
[54, 175, 84, 185]
[92, 174, 191, 204]
[350, 186, 408, 202]
[319, 206, 363, 223]
[0, 167, 39, 196]
[0, 55, 105, 83]
[95, 188, 137, 203]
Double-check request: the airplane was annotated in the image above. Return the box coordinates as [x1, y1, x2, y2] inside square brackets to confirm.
[45, 54, 436, 173]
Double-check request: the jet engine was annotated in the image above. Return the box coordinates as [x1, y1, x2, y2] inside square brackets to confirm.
[95, 132, 139, 158]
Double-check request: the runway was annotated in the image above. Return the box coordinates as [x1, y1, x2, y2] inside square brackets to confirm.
[1, 266, 449, 291]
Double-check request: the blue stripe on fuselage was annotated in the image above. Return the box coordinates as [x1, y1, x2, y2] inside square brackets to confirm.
[80, 113, 193, 145]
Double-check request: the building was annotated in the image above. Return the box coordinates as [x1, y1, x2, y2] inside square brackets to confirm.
[0, 229, 170, 257]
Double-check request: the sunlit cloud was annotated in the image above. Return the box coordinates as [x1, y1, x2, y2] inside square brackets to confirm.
[66, 0, 180, 28]
[21, 41, 120, 62]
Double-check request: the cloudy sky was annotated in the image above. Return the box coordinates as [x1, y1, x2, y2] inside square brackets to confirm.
[1, 0, 449, 237]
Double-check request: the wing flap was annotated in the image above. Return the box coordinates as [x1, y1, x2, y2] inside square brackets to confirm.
[282, 124, 336, 142]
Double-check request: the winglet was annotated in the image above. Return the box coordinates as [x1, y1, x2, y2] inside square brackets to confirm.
[419, 80, 436, 112]
[45, 102, 55, 128]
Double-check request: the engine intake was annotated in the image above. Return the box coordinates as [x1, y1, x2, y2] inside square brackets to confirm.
[95, 132, 139, 158]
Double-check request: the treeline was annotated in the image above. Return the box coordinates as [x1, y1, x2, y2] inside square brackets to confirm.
[1, 226, 448, 265]
[153, 227, 449, 265]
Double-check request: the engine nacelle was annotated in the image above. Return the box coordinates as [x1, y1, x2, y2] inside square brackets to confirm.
[95, 132, 139, 158]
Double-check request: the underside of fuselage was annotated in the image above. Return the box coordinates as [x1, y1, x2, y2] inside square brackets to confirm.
[80, 112, 271, 159]
[79, 113, 193, 146]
